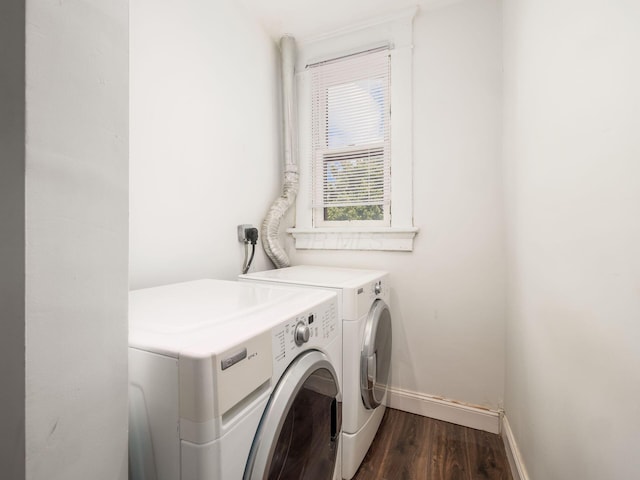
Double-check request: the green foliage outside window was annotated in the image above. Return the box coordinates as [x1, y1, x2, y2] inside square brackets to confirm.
[324, 205, 384, 221]
[323, 149, 385, 222]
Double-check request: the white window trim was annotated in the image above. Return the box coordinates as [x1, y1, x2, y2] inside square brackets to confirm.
[288, 7, 419, 252]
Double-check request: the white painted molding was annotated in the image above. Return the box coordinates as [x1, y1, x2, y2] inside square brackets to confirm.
[386, 386, 501, 434]
[298, 6, 419, 46]
[419, 0, 467, 13]
[287, 227, 418, 251]
[501, 415, 530, 480]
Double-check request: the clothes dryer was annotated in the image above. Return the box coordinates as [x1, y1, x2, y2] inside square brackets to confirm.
[129, 279, 342, 480]
[240, 266, 392, 479]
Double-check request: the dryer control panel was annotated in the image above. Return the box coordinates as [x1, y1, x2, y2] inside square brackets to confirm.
[271, 295, 338, 377]
[349, 276, 390, 321]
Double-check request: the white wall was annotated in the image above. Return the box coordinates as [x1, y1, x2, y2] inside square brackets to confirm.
[0, 0, 25, 476]
[129, 0, 281, 289]
[291, 0, 505, 409]
[129, 0, 504, 411]
[503, 0, 640, 478]
[24, 0, 129, 478]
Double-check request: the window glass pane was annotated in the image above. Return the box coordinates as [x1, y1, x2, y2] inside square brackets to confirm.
[322, 147, 385, 221]
[324, 205, 383, 221]
[310, 48, 390, 225]
[326, 79, 386, 148]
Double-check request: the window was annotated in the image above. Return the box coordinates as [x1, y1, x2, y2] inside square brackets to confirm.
[289, 8, 418, 251]
[310, 48, 391, 227]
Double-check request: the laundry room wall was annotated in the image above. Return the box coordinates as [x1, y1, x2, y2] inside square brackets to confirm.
[129, 0, 504, 414]
[503, 0, 640, 478]
[0, 0, 26, 476]
[129, 0, 281, 289]
[24, 0, 129, 479]
[291, 0, 506, 410]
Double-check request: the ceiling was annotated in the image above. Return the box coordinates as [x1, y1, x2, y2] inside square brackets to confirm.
[236, 0, 460, 40]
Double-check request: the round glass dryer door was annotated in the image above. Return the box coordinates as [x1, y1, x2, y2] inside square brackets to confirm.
[360, 299, 392, 410]
[244, 351, 341, 480]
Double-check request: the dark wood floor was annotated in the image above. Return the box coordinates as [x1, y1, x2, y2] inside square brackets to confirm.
[353, 408, 512, 480]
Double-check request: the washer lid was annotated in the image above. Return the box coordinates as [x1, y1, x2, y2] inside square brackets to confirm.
[129, 279, 336, 357]
[240, 265, 387, 289]
[360, 299, 392, 410]
[130, 279, 300, 334]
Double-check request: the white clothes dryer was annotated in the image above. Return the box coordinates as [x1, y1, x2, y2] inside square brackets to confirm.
[239, 266, 392, 479]
[128, 279, 342, 480]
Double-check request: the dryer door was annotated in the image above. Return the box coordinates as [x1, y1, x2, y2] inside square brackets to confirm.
[360, 299, 392, 410]
[244, 351, 341, 480]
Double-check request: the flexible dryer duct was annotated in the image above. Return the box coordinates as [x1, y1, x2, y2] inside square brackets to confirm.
[262, 36, 299, 268]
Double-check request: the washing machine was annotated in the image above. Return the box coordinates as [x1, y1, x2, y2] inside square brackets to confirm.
[128, 279, 342, 480]
[239, 266, 392, 479]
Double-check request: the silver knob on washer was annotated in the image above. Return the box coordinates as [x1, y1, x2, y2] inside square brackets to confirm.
[374, 281, 382, 295]
[294, 322, 310, 346]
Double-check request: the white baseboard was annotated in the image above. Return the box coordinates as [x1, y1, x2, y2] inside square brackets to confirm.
[501, 415, 529, 480]
[386, 386, 501, 434]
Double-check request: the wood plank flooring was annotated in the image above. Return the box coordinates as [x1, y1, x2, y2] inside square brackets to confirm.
[353, 408, 512, 480]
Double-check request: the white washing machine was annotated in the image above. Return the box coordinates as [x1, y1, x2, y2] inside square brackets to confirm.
[128, 279, 342, 480]
[239, 266, 392, 479]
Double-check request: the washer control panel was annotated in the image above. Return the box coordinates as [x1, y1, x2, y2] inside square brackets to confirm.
[272, 296, 338, 368]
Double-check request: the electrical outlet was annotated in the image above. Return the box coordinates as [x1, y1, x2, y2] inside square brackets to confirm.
[237, 224, 253, 243]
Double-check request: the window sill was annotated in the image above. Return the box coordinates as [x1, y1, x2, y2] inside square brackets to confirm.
[287, 227, 418, 252]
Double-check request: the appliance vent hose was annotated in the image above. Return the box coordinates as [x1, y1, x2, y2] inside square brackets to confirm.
[262, 35, 299, 268]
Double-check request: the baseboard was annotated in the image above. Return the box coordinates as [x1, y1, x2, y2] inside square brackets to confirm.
[501, 415, 529, 480]
[386, 386, 501, 434]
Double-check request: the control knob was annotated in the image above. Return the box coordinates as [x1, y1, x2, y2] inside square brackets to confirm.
[294, 322, 310, 346]
[374, 281, 382, 295]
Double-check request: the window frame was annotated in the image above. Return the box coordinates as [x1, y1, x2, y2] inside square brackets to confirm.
[289, 7, 418, 251]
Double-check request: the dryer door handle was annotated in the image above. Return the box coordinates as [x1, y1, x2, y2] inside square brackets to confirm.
[367, 352, 377, 388]
[330, 398, 342, 441]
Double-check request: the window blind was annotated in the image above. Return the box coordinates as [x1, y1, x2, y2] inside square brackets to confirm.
[310, 48, 391, 210]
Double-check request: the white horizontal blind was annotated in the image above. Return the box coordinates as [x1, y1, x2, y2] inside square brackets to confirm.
[310, 48, 391, 214]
